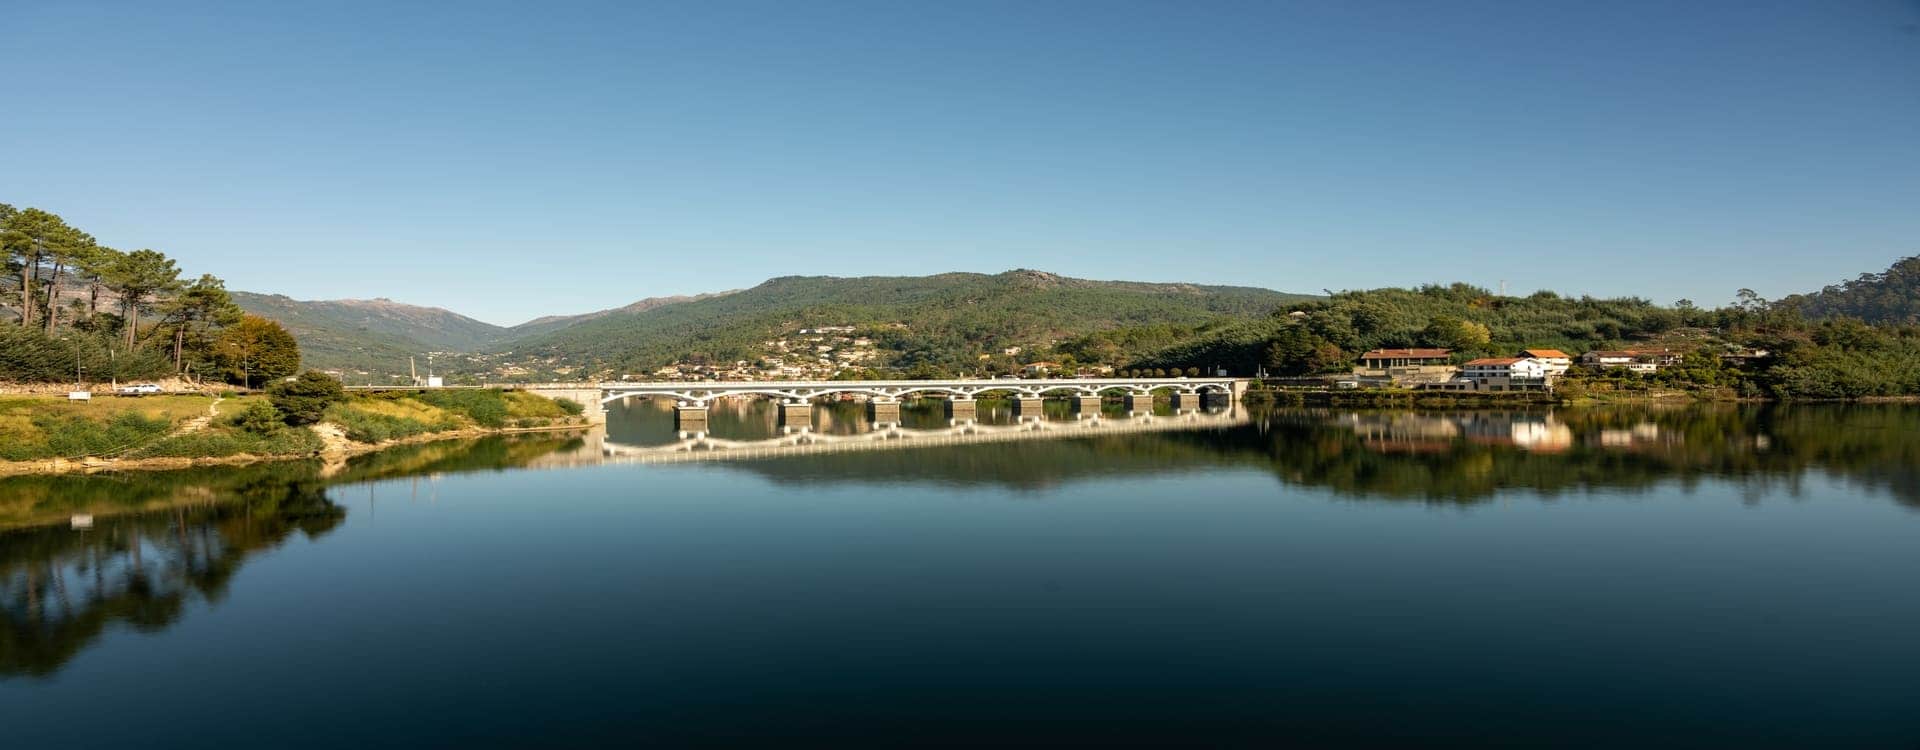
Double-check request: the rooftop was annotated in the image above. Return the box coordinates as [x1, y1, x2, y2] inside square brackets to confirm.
[1359, 348, 1452, 360]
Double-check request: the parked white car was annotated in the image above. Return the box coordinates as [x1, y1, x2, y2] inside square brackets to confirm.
[116, 383, 163, 395]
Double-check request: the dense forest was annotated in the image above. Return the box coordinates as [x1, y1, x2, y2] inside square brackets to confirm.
[2, 202, 299, 386]
[1776, 255, 1920, 325]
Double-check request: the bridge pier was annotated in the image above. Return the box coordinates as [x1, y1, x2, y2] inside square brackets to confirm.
[674, 403, 709, 433]
[1012, 397, 1045, 420]
[1125, 392, 1155, 414]
[868, 398, 900, 425]
[1073, 395, 1103, 418]
[1174, 392, 1201, 412]
[779, 400, 812, 430]
[524, 385, 608, 424]
[945, 397, 976, 422]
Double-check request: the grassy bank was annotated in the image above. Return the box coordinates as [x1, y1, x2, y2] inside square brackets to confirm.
[0, 389, 586, 473]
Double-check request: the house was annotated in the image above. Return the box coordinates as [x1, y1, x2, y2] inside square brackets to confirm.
[1518, 349, 1572, 376]
[1353, 348, 1456, 386]
[1581, 349, 1680, 373]
[1021, 361, 1059, 377]
[1458, 357, 1552, 392]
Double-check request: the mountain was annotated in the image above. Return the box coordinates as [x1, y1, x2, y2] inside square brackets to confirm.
[236, 270, 1311, 379]
[1777, 255, 1920, 325]
[506, 292, 731, 339]
[498, 270, 1313, 374]
[232, 293, 512, 374]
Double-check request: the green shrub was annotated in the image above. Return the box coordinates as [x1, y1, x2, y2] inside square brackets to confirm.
[552, 397, 586, 416]
[415, 389, 509, 427]
[21, 412, 171, 460]
[225, 401, 286, 434]
[269, 371, 346, 425]
[324, 405, 446, 443]
[129, 426, 324, 458]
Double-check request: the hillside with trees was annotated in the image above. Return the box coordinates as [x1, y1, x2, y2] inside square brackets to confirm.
[1124, 262, 1920, 400]
[1775, 255, 1920, 325]
[232, 292, 509, 379]
[498, 270, 1311, 376]
[1124, 283, 1690, 375]
[2, 202, 297, 385]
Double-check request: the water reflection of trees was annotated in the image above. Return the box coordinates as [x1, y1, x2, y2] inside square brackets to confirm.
[724, 405, 1920, 508]
[0, 433, 585, 678]
[1, 472, 342, 677]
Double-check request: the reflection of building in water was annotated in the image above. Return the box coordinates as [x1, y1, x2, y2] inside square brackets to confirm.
[1341, 413, 1460, 454]
[1599, 422, 1669, 449]
[1341, 412, 1571, 453]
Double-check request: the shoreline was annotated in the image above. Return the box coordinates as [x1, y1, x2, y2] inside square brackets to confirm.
[0, 421, 593, 478]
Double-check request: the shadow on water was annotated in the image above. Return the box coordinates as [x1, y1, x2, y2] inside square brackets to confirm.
[3, 403, 1919, 678]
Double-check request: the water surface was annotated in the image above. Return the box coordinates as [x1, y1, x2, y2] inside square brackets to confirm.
[4, 403, 1918, 746]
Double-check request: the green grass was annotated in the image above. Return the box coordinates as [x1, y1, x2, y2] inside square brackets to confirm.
[129, 425, 325, 458]
[324, 390, 579, 443]
[0, 396, 206, 461]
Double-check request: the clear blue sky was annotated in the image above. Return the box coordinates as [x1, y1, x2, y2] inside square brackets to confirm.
[5, 1, 1918, 325]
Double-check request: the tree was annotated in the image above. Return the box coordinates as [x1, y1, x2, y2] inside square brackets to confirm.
[267, 371, 345, 426]
[214, 315, 301, 387]
[1, 208, 91, 329]
[103, 249, 181, 348]
[76, 245, 125, 322]
[160, 274, 244, 372]
[1420, 316, 1491, 351]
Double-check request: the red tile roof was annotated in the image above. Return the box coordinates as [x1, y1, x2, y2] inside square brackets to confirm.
[1466, 358, 1524, 366]
[1521, 349, 1571, 359]
[1359, 348, 1451, 359]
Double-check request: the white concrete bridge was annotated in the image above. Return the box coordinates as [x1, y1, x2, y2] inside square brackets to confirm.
[517, 377, 1249, 430]
[600, 407, 1250, 464]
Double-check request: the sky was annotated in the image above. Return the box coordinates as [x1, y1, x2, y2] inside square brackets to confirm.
[4, 1, 1918, 325]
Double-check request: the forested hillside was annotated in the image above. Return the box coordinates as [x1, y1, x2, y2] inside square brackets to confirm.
[1126, 263, 1920, 400]
[1776, 255, 1920, 325]
[1127, 283, 1690, 374]
[232, 292, 509, 376]
[500, 270, 1309, 374]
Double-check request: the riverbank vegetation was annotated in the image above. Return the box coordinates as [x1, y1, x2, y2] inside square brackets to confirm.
[3, 202, 301, 387]
[0, 374, 586, 471]
[1120, 255, 1920, 401]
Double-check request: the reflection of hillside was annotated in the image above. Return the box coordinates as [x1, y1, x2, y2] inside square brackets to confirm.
[1268, 405, 1920, 507]
[711, 405, 1920, 508]
[1, 473, 343, 678]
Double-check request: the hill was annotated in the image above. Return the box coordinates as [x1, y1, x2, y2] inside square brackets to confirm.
[232, 293, 511, 376]
[505, 292, 727, 339]
[1126, 283, 1692, 374]
[498, 270, 1312, 376]
[1776, 255, 1920, 325]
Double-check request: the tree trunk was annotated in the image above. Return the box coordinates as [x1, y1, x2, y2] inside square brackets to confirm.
[125, 298, 138, 349]
[43, 261, 64, 334]
[174, 327, 185, 371]
[19, 249, 34, 328]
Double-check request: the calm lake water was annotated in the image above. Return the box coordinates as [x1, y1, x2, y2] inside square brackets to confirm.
[4, 401, 1919, 747]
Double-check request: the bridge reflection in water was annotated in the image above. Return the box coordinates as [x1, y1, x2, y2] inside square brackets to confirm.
[599, 406, 1250, 465]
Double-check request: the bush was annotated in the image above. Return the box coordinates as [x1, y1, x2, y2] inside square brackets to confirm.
[553, 397, 586, 416]
[129, 425, 324, 458]
[17, 412, 172, 460]
[415, 389, 509, 427]
[269, 371, 346, 425]
[324, 405, 440, 443]
[225, 401, 286, 434]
